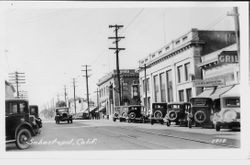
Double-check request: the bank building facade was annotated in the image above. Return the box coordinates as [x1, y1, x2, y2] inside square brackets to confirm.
[138, 28, 237, 113]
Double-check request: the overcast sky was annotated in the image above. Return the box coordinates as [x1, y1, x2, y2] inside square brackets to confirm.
[2, 2, 238, 108]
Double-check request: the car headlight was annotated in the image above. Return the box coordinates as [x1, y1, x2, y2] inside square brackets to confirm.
[223, 109, 237, 122]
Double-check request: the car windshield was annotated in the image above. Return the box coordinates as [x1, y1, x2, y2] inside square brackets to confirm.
[130, 106, 140, 111]
[30, 107, 37, 114]
[153, 104, 167, 109]
[57, 108, 68, 113]
[225, 98, 240, 107]
[192, 98, 210, 107]
[169, 104, 181, 109]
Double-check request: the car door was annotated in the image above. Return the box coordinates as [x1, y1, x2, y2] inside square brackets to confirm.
[5, 101, 21, 140]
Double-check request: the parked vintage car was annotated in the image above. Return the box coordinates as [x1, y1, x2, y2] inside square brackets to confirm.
[55, 107, 73, 124]
[6, 98, 37, 149]
[127, 105, 148, 123]
[113, 106, 129, 122]
[150, 103, 168, 125]
[29, 105, 42, 129]
[188, 97, 214, 128]
[212, 95, 240, 131]
[164, 102, 191, 127]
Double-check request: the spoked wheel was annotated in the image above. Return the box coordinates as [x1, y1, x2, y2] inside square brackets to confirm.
[15, 128, 32, 150]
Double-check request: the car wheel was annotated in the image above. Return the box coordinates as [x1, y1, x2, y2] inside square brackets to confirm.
[15, 128, 32, 150]
[188, 120, 192, 128]
[215, 123, 221, 131]
[166, 121, 170, 127]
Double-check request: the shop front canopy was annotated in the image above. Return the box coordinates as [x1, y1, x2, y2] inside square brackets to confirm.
[197, 85, 235, 100]
[221, 84, 240, 97]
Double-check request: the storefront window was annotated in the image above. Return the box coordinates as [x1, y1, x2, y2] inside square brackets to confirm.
[186, 88, 192, 102]
[154, 75, 160, 102]
[184, 63, 190, 81]
[166, 70, 173, 102]
[160, 73, 166, 102]
[177, 65, 183, 83]
[179, 90, 184, 102]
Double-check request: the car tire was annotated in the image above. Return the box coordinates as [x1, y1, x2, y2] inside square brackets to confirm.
[166, 121, 170, 127]
[188, 120, 192, 128]
[15, 128, 32, 150]
[215, 123, 221, 131]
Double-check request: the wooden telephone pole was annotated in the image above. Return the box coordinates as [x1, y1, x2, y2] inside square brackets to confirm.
[82, 65, 91, 116]
[8, 71, 26, 98]
[108, 24, 125, 106]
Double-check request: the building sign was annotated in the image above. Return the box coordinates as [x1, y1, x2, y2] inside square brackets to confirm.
[218, 51, 238, 64]
[193, 79, 225, 87]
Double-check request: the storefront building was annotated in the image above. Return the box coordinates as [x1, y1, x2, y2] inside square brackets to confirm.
[5, 81, 16, 99]
[97, 69, 139, 118]
[138, 28, 236, 113]
[197, 43, 239, 98]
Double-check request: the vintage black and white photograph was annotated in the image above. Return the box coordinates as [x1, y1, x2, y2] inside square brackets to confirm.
[1, 1, 249, 159]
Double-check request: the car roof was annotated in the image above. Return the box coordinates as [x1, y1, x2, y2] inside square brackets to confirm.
[56, 107, 69, 109]
[5, 98, 29, 102]
[168, 102, 190, 105]
[29, 105, 38, 107]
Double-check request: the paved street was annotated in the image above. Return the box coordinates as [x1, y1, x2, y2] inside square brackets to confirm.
[6, 119, 240, 151]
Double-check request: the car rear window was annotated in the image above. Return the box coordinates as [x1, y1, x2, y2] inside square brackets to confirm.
[225, 98, 240, 107]
[192, 99, 209, 106]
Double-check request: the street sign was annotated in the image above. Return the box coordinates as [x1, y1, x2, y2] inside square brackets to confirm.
[218, 51, 238, 64]
[193, 79, 225, 87]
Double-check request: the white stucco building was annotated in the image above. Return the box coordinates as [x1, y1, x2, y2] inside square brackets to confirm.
[138, 28, 236, 112]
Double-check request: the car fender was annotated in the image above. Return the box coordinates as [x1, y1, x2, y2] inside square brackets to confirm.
[15, 122, 35, 138]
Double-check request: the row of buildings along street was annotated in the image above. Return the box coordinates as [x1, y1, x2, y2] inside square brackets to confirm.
[4, 5, 242, 151]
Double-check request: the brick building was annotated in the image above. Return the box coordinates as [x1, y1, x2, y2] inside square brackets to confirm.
[97, 69, 139, 118]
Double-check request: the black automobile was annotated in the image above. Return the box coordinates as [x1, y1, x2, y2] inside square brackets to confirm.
[6, 99, 36, 149]
[150, 103, 168, 125]
[29, 105, 42, 129]
[127, 105, 147, 123]
[188, 97, 214, 128]
[164, 102, 191, 127]
[113, 106, 128, 122]
[55, 107, 73, 124]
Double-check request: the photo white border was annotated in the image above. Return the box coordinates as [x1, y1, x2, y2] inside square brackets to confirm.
[0, 1, 249, 160]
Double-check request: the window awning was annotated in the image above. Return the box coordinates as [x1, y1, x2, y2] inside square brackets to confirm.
[98, 106, 106, 113]
[197, 85, 234, 100]
[221, 84, 240, 97]
[197, 89, 213, 98]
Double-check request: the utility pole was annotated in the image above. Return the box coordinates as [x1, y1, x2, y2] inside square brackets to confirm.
[108, 24, 125, 106]
[228, 7, 240, 63]
[72, 78, 77, 115]
[139, 64, 148, 114]
[8, 71, 26, 98]
[82, 65, 91, 116]
[94, 88, 100, 119]
[64, 85, 67, 107]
